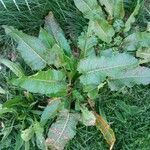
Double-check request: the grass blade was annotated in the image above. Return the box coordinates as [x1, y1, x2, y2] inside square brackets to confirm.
[12, 0, 20, 11]
[0, 86, 6, 94]
[24, 0, 31, 13]
[0, 0, 7, 10]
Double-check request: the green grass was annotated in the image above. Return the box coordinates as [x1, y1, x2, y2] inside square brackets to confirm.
[65, 85, 150, 150]
[0, 0, 86, 43]
[0, 0, 150, 150]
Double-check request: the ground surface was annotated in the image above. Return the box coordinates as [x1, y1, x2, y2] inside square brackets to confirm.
[0, 0, 150, 150]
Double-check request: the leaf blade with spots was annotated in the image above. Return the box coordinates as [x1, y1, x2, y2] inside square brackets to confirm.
[123, 32, 150, 51]
[3, 26, 50, 70]
[46, 109, 79, 150]
[45, 12, 71, 55]
[78, 53, 138, 93]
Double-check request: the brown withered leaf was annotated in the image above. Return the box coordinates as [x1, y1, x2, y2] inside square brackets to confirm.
[95, 113, 116, 150]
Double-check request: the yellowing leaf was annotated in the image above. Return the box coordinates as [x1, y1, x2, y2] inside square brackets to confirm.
[46, 109, 79, 150]
[124, 0, 141, 32]
[95, 113, 116, 150]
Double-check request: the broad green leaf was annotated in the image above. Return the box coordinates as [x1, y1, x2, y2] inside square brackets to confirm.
[113, 0, 125, 19]
[45, 12, 71, 55]
[46, 109, 79, 150]
[73, 0, 104, 20]
[40, 98, 62, 126]
[100, 49, 115, 57]
[45, 44, 64, 68]
[123, 32, 150, 51]
[3, 26, 49, 70]
[73, 0, 99, 14]
[124, 0, 140, 32]
[0, 86, 6, 94]
[21, 125, 34, 142]
[0, 58, 24, 77]
[81, 106, 96, 126]
[78, 53, 142, 94]
[108, 66, 150, 91]
[34, 122, 46, 150]
[12, 69, 67, 96]
[39, 28, 55, 49]
[78, 53, 138, 86]
[39, 30, 66, 68]
[136, 48, 150, 64]
[62, 54, 76, 72]
[78, 31, 97, 58]
[98, 0, 114, 17]
[49, 42, 76, 71]
[88, 19, 115, 43]
[95, 113, 116, 150]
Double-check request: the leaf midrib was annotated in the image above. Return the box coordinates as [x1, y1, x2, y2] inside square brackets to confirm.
[24, 78, 65, 84]
[95, 20, 108, 39]
[112, 75, 150, 80]
[14, 31, 47, 64]
[85, 63, 137, 74]
[54, 113, 70, 144]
